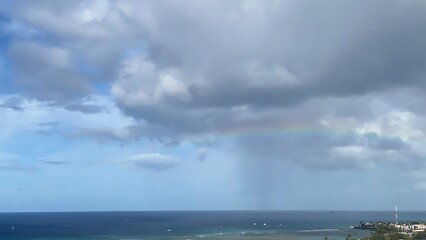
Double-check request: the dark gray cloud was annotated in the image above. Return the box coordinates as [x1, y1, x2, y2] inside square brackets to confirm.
[63, 103, 104, 114]
[64, 127, 132, 144]
[5, 1, 426, 108]
[0, 96, 23, 111]
[8, 41, 91, 102]
[65, 123, 179, 145]
[41, 160, 68, 165]
[123, 153, 179, 172]
[110, 0, 426, 132]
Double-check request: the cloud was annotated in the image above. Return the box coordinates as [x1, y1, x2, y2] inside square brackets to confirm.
[41, 160, 68, 165]
[6, 1, 426, 107]
[231, 94, 423, 170]
[195, 148, 208, 162]
[8, 41, 91, 102]
[112, 0, 426, 110]
[0, 96, 23, 111]
[236, 131, 400, 171]
[363, 133, 407, 151]
[66, 123, 179, 145]
[3, 0, 426, 171]
[0, 94, 134, 151]
[106, 1, 426, 154]
[124, 153, 179, 172]
[63, 103, 105, 114]
[0, 164, 35, 172]
[36, 121, 58, 127]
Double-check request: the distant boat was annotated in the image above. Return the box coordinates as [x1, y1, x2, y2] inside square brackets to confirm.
[253, 223, 257, 226]
[11, 225, 14, 230]
[263, 223, 267, 226]
[329, 211, 335, 213]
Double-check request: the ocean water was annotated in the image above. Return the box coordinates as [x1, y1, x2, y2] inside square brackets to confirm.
[1, 211, 426, 240]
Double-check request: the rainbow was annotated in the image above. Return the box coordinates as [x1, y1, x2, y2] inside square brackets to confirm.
[209, 121, 364, 140]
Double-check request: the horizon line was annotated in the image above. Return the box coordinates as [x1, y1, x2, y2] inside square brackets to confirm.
[1, 209, 426, 214]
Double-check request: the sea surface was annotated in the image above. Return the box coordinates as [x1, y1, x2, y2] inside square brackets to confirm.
[1, 211, 426, 240]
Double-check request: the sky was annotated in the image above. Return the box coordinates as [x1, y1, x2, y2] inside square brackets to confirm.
[1, 0, 426, 212]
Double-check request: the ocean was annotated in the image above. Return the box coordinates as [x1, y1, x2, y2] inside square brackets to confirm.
[1, 211, 425, 240]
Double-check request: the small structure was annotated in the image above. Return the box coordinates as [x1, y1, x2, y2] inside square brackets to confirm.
[395, 205, 398, 225]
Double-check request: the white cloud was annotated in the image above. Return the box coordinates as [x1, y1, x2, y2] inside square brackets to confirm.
[243, 59, 299, 88]
[112, 57, 190, 108]
[357, 110, 424, 141]
[156, 71, 190, 101]
[76, 0, 110, 23]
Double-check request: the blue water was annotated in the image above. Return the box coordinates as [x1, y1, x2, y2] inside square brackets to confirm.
[0, 211, 425, 240]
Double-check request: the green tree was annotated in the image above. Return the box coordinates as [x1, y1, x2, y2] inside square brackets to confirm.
[367, 225, 408, 240]
[413, 231, 426, 240]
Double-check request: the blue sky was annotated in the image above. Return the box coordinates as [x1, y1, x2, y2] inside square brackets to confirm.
[1, 0, 426, 212]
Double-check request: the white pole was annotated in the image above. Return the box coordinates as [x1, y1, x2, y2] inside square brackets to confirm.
[395, 205, 398, 224]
